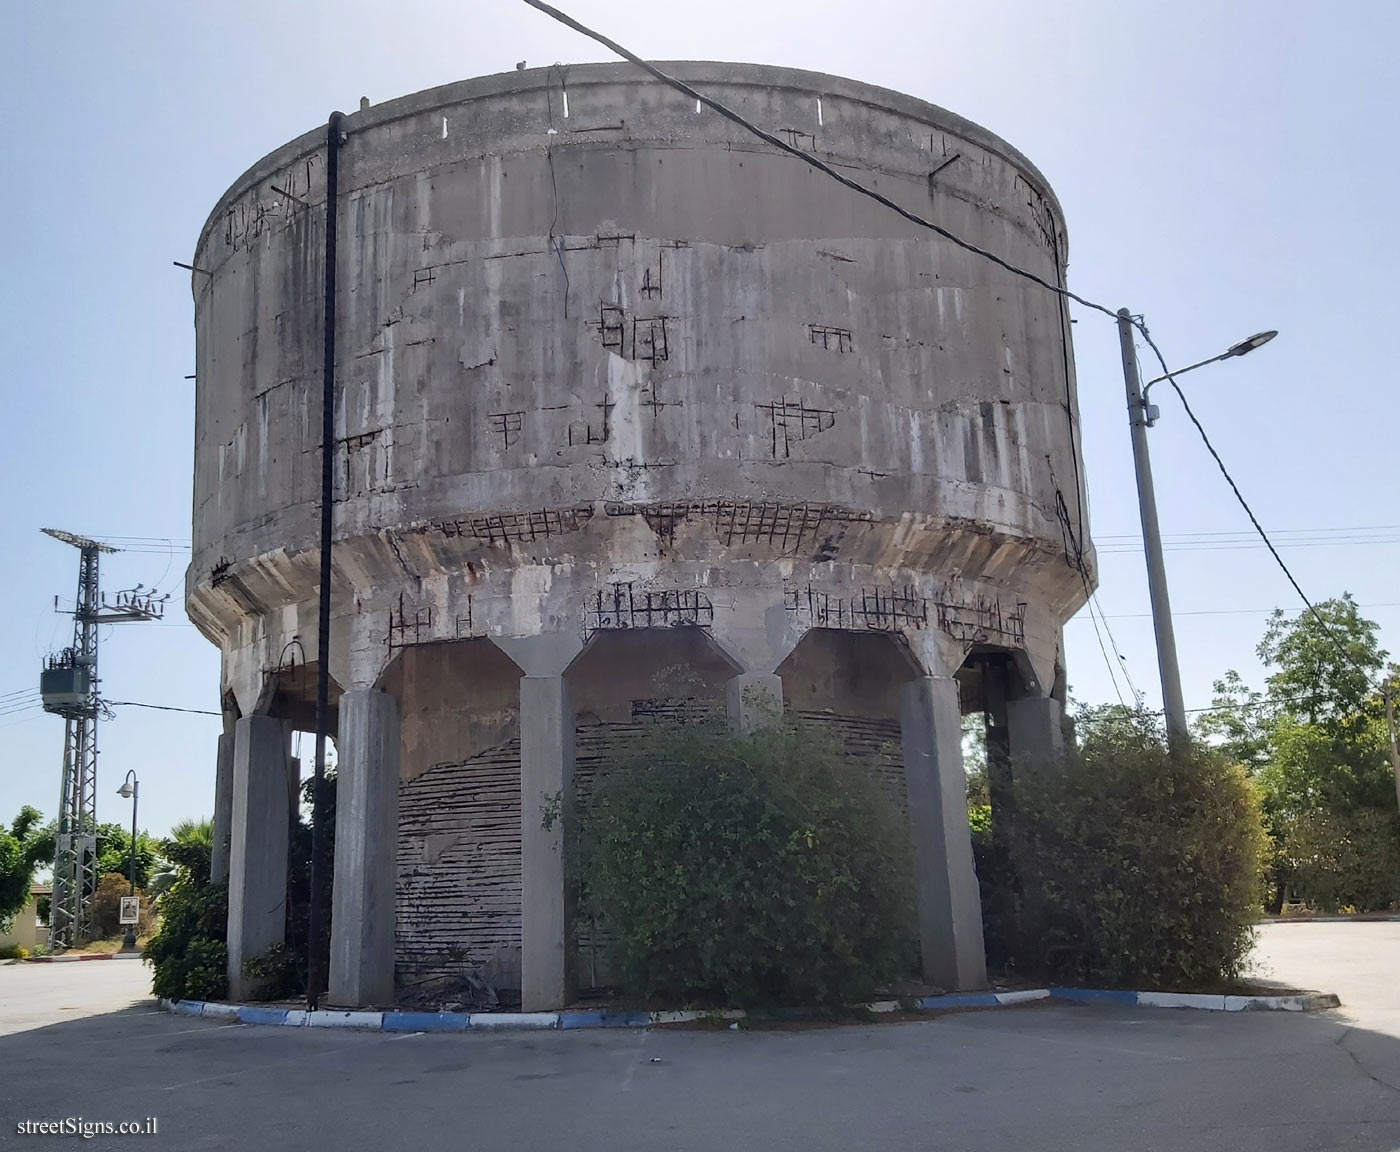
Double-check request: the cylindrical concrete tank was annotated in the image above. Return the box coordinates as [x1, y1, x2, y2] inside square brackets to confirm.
[190, 63, 1094, 1009]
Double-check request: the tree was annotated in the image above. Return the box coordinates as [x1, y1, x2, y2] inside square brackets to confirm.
[147, 820, 211, 897]
[1196, 596, 1399, 912]
[1194, 670, 1272, 775]
[94, 823, 162, 890]
[1257, 595, 1385, 729]
[0, 807, 50, 931]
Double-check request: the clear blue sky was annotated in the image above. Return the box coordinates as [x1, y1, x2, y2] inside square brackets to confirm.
[1, 0, 1395, 840]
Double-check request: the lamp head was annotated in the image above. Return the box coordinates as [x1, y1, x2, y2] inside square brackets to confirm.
[1226, 330, 1277, 358]
[117, 781, 134, 799]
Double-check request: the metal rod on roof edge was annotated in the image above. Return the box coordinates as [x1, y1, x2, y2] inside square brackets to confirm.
[308, 109, 344, 1011]
[1117, 307, 1188, 746]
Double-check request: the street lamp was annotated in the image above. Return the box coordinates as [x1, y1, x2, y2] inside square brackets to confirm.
[116, 770, 139, 951]
[1139, 329, 1277, 425]
[1115, 310, 1277, 743]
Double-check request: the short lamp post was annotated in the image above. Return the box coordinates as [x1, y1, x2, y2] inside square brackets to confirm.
[1117, 309, 1277, 744]
[116, 770, 139, 951]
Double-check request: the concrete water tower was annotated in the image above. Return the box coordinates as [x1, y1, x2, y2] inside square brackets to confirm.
[187, 62, 1094, 1010]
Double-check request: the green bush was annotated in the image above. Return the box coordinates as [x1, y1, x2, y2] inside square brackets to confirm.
[575, 718, 915, 1010]
[1275, 805, 1400, 913]
[0, 943, 29, 960]
[1011, 710, 1267, 989]
[145, 822, 228, 1002]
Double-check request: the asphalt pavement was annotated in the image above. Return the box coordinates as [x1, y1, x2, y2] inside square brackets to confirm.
[0, 924, 1395, 1151]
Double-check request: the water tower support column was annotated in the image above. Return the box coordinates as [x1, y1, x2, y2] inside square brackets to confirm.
[227, 714, 292, 999]
[899, 675, 988, 991]
[1006, 695, 1065, 771]
[495, 632, 584, 1012]
[330, 688, 401, 1007]
[210, 711, 236, 884]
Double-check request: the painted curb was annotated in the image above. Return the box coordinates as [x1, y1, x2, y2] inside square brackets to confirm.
[1050, 988, 1341, 1013]
[157, 986, 1337, 1032]
[22, 953, 118, 963]
[1262, 914, 1400, 924]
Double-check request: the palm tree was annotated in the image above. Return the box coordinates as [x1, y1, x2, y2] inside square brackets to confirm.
[148, 819, 214, 896]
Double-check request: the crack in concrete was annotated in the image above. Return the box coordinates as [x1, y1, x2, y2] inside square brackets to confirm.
[1335, 1025, 1400, 1096]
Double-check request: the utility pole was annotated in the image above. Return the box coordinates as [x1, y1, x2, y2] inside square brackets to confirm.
[307, 109, 345, 1009]
[39, 530, 166, 950]
[1116, 310, 1188, 743]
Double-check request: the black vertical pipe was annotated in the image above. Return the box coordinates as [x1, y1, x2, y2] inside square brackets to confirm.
[308, 110, 344, 1010]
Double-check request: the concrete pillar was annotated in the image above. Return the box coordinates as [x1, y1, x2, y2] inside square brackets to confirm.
[329, 689, 400, 1008]
[726, 671, 783, 734]
[227, 715, 291, 1000]
[1006, 695, 1065, 771]
[519, 674, 575, 1011]
[210, 731, 235, 885]
[899, 676, 987, 991]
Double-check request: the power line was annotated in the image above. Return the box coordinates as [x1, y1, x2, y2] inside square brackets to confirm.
[1095, 532, 1400, 555]
[1084, 598, 1128, 707]
[0, 701, 41, 719]
[106, 701, 220, 717]
[1065, 600, 1400, 622]
[1097, 524, 1400, 542]
[1090, 592, 1140, 702]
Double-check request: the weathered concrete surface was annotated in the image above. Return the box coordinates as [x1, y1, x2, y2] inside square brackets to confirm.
[518, 674, 575, 1012]
[329, 689, 400, 1008]
[227, 715, 290, 1000]
[210, 730, 234, 884]
[726, 671, 784, 733]
[1006, 694, 1064, 771]
[186, 62, 1096, 1001]
[185, 61, 1092, 711]
[900, 676, 987, 990]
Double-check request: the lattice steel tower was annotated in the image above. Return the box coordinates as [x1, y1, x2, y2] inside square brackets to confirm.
[39, 529, 164, 950]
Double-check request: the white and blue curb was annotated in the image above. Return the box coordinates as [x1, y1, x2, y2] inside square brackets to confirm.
[159, 986, 1338, 1032]
[1047, 988, 1339, 1012]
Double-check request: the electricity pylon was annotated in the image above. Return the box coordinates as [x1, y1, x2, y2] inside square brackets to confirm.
[39, 530, 166, 950]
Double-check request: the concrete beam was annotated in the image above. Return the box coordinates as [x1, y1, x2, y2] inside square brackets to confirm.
[726, 671, 784, 734]
[899, 676, 987, 991]
[1006, 695, 1065, 772]
[227, 715, 291, 1000]
[519, 674, 575, 1011]
[329, 689, 401, 1008]
[210, 731, 235, 885]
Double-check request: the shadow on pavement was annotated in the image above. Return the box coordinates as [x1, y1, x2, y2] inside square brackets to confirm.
[1, 997, 1398, 1151]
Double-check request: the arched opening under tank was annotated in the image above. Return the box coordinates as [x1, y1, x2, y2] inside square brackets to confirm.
[567, 626, 741, 993]
[776, 629, 921, 820]
[954, 647, 1068, 970]
[381, 638, 525, 1007]
[216, 660, 343, 1001]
